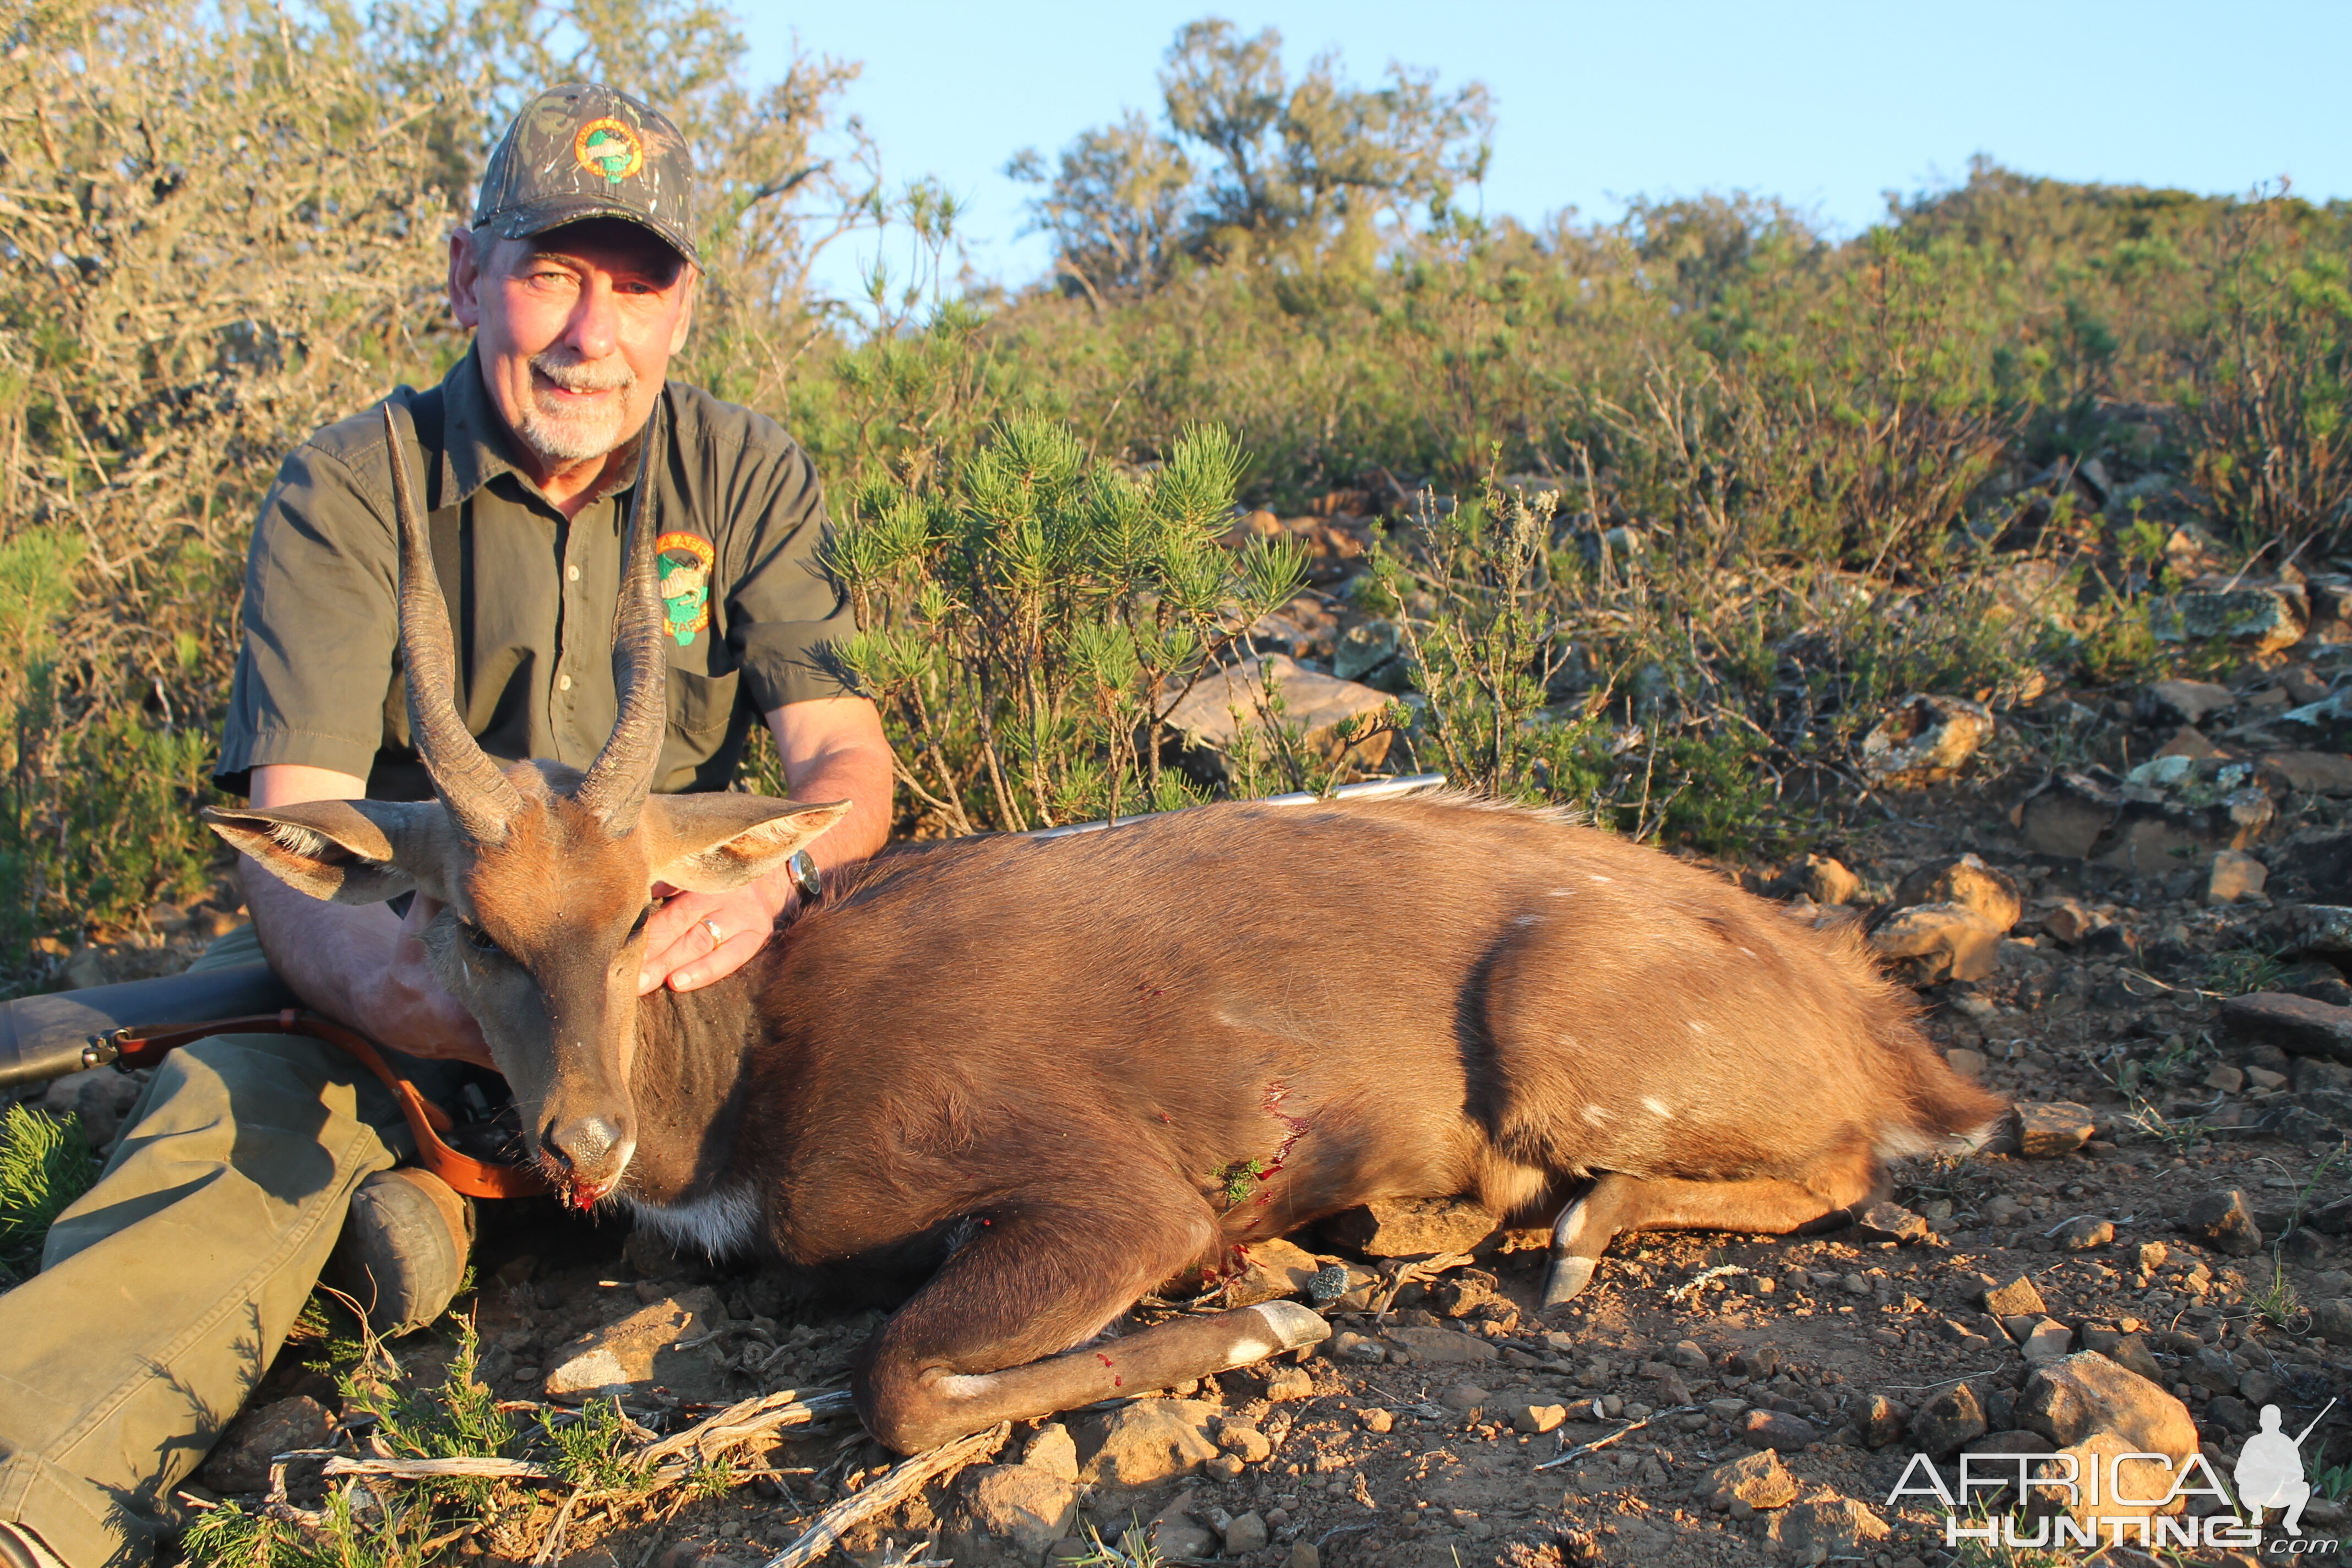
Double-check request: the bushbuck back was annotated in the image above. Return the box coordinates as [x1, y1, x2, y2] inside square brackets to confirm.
[211, 405, 2005, 1453]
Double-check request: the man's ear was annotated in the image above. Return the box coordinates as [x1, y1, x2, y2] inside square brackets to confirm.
[641, 795, 851, 894]
[202, 799, 451, 905]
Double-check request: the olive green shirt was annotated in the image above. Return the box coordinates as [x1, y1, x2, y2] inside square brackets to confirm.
[217, 346, 850, 801]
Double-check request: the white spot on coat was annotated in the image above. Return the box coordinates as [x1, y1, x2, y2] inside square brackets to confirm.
[1581, 1104, 1609, 1125]
[1642, 1097, 1673, 1118]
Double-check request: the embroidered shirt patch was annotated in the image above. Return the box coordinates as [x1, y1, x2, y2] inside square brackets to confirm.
[573, 118, 646, 186]
[655, 532, 714, 646]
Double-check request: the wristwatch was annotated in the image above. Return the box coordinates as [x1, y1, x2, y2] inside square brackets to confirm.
[786, 850, 822, 903]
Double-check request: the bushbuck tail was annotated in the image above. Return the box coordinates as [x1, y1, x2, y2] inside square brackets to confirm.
[208, 404, 2005, 1453]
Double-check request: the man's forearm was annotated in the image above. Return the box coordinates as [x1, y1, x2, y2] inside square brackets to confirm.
[240, 861, 400, 1028]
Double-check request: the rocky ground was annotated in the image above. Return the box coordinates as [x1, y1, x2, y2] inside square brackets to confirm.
[39, 640, 2352, 1568]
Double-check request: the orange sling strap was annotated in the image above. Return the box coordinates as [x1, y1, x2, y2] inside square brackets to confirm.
[95, 1011, 548, 1199]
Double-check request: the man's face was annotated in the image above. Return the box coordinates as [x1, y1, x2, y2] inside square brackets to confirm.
[450, 219, 695, 473]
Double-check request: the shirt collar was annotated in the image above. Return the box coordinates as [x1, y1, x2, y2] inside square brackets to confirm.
[438, 340, 655, 511]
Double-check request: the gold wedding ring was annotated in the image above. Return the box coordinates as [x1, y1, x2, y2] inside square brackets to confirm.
[700, 917, 723, 945]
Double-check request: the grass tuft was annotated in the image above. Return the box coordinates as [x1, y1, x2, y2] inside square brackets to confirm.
[0, 1102, 97, 1276]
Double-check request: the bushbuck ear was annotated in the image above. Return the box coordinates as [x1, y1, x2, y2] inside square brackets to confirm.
[642, 796, 852, 894]
[202, 799, 450, 905]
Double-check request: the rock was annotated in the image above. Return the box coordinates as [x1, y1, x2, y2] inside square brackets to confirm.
[1982, 1275, 2048, 1320]
[2055, 1217, 2114, 1251]
[2018, 1319, 2075, 1363]
[1844, 1204, 1928, 1249]
[1149, 1509, 1218, 1562]
[1439, 1382, 1490, 1415]
[2206, 1062, 2247, 1093]
[1287, 1544, 1319, 1568]
[1222, 1512, 1270, 1555]
[1080, 1400, 1220, 1487]
[1384, 1325, 1498, 1364]
[1869, 903, 2005, 984]
[2026, 1433, 2184, 1533]
[198, 1395, 334, 1494]
[1703, 1450, 1799, 1510]
[1909, 1382, 1989, 1455]
[950, 1465, 1080, 1565]
[1358, 1408, 1393, 1433]
[2153, 583, 2308, 654]
[1795, 854, 1861, 906]
[1165, 654, 1395, 774]
[2222, 992, 2352, 1062]
[2016, 772, 2123, 858]
[1766, 1497, 1890, 1559]
[40, 1065, 144, 1149]
[1261, 1365, 1315, 1402]
[2015, 1101, 2097, 1157]
[1944, 1047, 1988, 1078]
[1332, 620, 1400, 682]
[2208, 1393, 2256, 1433]
[1216, 1424, 1272, 1463]
[1856, 1395, 1908, 1449]
[1741, 1408, 1818, 1450]
[2092, 786, 2275, 872]
[2018, 1351, 2201, 1461]
[1324, 1196, 1496, 1256]
[543, 1287, 731, 1405]
[1892, 854, 2023, 932]
[1223, 1238, 1322, 1307]
[2148, 678, 2235, 725]
[1860, 694, 1993, 787]
[2313, 1298, 2352, 1339]
[1022, 1424, 1079, 1482]
[2181, 1190, 2264, 1256]
[2260, 751, 2352, 797]
[2208, 849, 2270, 905]
[1510, 1403, 1567, 1434]
[2035, 896, 2113, 946]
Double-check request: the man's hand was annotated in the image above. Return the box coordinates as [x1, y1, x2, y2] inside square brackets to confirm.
[369, 894, 497, 1066]
[638, 880, 790, 996]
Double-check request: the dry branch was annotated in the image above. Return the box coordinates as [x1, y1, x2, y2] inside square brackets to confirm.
[757, 1423, 1009, 1568]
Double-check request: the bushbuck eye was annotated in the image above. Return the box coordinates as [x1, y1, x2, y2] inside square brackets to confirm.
[460, 921, 504, 957]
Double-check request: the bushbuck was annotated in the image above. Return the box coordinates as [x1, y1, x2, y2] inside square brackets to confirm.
[208, 406, 2005, 1453]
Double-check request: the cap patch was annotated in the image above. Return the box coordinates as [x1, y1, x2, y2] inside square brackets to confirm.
[655, 531, 714, 646]
[574, 118, 646, 185]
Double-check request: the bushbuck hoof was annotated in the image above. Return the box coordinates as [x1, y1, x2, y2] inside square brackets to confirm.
[1541, 1252, 1598, 1308]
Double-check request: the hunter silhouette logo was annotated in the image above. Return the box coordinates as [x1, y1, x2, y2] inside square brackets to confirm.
[2239, 1401, 2333, 1534]
[572, 118, 645, 185]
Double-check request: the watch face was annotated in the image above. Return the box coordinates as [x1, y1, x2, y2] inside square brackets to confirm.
[789, 851, 822, 900]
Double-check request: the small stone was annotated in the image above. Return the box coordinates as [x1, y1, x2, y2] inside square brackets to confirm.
[197, 1395, 334, 1494]
[1510, 1403, 1567, 1434]
[1766, 1497, 1892, 1559]
[1850, 1201, 1930, 1244]
[1908, 1382, 1989, 1454]
[1703, 1450, 1799, 1510]
[2148, 678, 2235, 725]
[1080, 1401, 1221, 1487]
[2313, 1298, 2352, 1339]
[1798, 854, 1861, 906]
[1358, 1408, 1393, 1434]
[1741, 1408, 1818, 1450]
[1669, 1338, 1709, 1369]
[2205, 1063, 2248, 1093]
[1322, 1197, 1497, 1257]
[1892, 853, 2024, 932]
[1981, 1274, 2048, 1320]
[2018, 1351, 2200, 1461]
[1439, 1382, 1489, 1415]
[1870, 902, 2006, 984]
[1021, 1424, 1079, 1482]
[1224, 1238, 1323, 1306]
[1383, 1325, 1498, 1364]
[1287, 1542, 1319, 1568]
[1944, 1047, 1988, 1078]
[2016, 1102, 2097, 1157]
[2020, 1319, 2076, 1364]
[1841, 1272, 1872, 1297]
[2246, 1064, 2290, 1091]
[2055, 1217, 2114, 1251]
[543, 1287, 730, 1406]
[1262, 1365, 1315, 1402]
[1860, 693, 1994, 787]
[2181, 1190, 2264, 1256]
[2017, 774, 2124, 859]
[1167, 654, 1396, 772]
[2135, 1242, 2169, 1272]
[2037, 896, 2112, 946]
[951, 1466, 1079, 1565]
[2220, 991, 2352, 1063]
[2208, 1393, 2256, 1434]
[1216, 1424, 1273, 1463]
[1858, 1395, 1909, 1449]
[1222, 1513, 1269, 1555]
[2208, 850, 2269, 906]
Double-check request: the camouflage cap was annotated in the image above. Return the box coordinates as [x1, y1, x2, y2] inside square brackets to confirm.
[473, 83, 698, 266]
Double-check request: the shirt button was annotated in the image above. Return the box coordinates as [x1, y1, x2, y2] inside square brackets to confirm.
[567, 564, 581, 581]
[558, 673, 573, 692]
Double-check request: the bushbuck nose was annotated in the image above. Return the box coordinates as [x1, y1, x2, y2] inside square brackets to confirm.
[542, 1113, 633, 1202]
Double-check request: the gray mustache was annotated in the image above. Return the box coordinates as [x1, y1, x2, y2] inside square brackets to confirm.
[531, 353, 636, 394]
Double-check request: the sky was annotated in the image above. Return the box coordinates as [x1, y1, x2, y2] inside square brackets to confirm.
[734, 2, 2352, 304]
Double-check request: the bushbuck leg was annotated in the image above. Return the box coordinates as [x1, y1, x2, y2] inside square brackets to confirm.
[854, 1184, 1329, 1453]
[1541, 1156, 1881, 1308]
